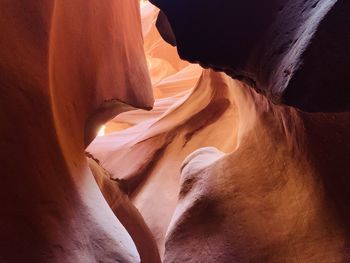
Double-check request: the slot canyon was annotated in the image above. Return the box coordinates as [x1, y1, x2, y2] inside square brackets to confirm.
[1, 0, 350, 262]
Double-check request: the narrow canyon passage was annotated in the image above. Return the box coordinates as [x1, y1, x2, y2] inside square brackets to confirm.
[89, 1, 350, 262]
[1, 0, 350, 262]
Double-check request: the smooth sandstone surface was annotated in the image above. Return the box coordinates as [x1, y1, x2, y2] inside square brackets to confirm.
[164, 82, 350, 263]
[89, 1, 350, 262]
[87, 156, 161, 263]
[0, 0, 153, 262]
[1, 0, 350, 262]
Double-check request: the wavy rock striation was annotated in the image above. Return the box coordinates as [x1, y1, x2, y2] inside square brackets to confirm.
[2, 0, 350, 262]
[90, 1, 350, 262]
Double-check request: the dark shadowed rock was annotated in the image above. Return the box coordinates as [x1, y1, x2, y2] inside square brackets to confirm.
[150, 0, 350, 112]
[156, 11, 177, 47]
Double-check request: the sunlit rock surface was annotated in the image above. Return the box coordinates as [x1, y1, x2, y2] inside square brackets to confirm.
[0, 0, 153, 261]
[89, 1, 350, 262]
[1, 0, 350, 262]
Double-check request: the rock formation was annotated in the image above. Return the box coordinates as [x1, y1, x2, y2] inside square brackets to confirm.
[163, 81, 350, 262]
[1, 0, 350, 262]
[0, 0, 155, 262]
[151, 0, 350, 112]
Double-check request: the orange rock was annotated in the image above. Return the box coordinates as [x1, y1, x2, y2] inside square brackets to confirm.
[0, 0, 153, 261]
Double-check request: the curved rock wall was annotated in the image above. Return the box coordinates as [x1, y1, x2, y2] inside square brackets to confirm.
[2, 0, 350, 262]
[164, 82, 350, 262]
[89, 2, 350, 261]
[150, 0, 350, 112]
[0, 0, 153, 261]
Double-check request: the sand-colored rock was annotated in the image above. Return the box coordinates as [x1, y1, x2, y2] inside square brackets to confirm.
[0, 0, 153, 261]
[2, 0, 350, 262]
[164, 80, 350, 263]
[88, 156, 161, 263]
[89, 70, 239, 256]
[89, 2, 350, 262]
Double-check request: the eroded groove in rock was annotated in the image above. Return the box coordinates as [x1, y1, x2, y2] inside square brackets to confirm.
[90, 1, 350, 262]
[2, 0, 350, 262]
[89, 70, 239, 257]
[87, 155, 161, 263]
[164, 81, 350, 263]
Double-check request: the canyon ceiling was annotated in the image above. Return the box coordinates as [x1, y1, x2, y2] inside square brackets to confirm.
[1, 0, 350, 262]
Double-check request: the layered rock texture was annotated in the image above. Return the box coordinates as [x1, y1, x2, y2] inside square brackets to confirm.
[1, 0, 350, 262]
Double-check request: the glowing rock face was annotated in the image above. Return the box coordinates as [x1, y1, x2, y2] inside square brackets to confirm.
[89, 1, 350, 262]
[0, 0, 153, 262]
[89, 3, 204, 256]
[2, 0, 350, 262]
